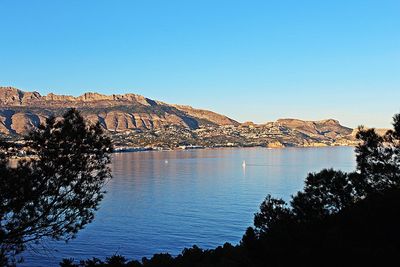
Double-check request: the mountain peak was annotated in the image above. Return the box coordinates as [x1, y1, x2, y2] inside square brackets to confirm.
[0, 86, 41, 106]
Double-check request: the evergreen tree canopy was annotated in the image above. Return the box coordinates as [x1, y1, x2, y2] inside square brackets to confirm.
[254, 113, 400, 236]
[0, 109, 113, 266]
[60, 114, 400, 266]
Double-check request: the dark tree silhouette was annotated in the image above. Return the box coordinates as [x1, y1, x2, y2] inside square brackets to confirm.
[49, 112, 400, 267]
[290, 169, 357, 223]
[355, 115, 400, 194]
[254, 113, 400, 235]
[0, 109, 113, 265]
[253, 195, 292, 236]
[246, 113, 400, 265]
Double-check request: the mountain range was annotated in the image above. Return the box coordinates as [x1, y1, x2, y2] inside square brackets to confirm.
[0, 86, 356, 148]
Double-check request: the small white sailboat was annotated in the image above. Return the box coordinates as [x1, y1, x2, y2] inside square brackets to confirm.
[242, 160, 246, 168]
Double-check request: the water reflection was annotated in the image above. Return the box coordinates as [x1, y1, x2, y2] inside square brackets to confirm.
[24, 147, 355, 266]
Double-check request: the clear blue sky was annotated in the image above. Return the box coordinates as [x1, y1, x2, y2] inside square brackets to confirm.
[1, 0, 399, 128]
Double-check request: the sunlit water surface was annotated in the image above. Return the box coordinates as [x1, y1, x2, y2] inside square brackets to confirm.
[23, 147, 355, 266]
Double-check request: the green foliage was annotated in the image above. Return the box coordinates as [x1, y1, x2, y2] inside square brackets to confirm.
[0, 108, 113, 265]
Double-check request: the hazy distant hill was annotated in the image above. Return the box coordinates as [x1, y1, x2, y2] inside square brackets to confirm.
[0, 86, 356, 148]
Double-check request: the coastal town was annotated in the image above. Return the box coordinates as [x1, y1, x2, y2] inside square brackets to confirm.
[101, 121, 357, 152]
[1, 120, 357, 158]
[0, 87, 358, 155]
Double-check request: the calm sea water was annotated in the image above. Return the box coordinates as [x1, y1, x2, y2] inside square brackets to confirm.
[23, 147, 355, 266]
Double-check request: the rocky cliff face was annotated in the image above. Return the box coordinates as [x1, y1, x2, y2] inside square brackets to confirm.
[0, 87, 238, 134]
[0, 87, 355, 148]
[275, 118, 353, 139]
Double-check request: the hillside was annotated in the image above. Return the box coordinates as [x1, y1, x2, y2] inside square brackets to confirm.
[0, 87, 356, 148]
[0, 87, 238, 134]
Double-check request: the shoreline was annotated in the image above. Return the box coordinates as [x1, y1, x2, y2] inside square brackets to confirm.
[5, 144, 356, 161]
[113, 144, 356, 153]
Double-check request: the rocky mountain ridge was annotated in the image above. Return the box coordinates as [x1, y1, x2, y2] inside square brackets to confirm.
[0, 87, 238, 134]
[0, 87, 355, 148]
